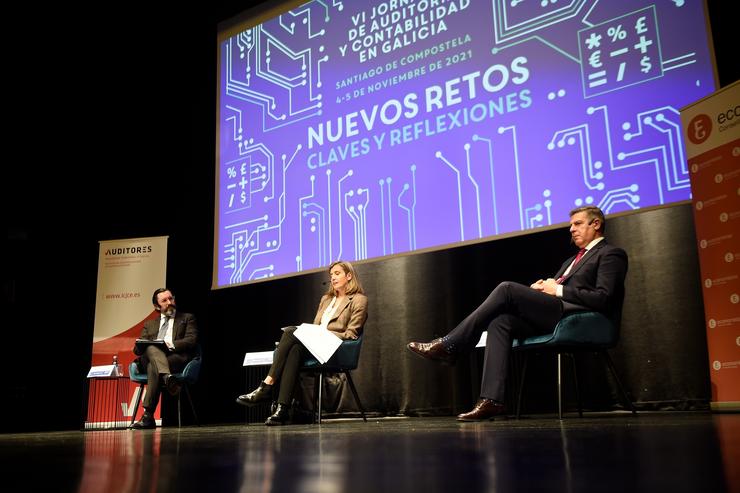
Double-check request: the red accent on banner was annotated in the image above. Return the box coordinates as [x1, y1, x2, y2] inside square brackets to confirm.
[91, 310, 159, 369]
[86, 310, 161, 427]
[689, 136, 740, 405]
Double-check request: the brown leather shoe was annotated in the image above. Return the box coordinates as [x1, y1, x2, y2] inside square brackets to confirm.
[457, 399, 507, 421]
[406, 338, 457, 365]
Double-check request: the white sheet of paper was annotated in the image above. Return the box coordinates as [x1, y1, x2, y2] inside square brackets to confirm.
[293, 323, 343, 364]
[242, 351, 275, 366]
[87, 365, 117, 378]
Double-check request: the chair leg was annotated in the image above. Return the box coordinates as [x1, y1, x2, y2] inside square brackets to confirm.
[311, 373, 320, 424]
[570, 354, 583, 418]
[343, 371, 367, 422]
[177, 393, 182, 428]
[601, 351, 637, 415]
[130, 383, 145, 427]
[515, 353, 529, 419]
[317, 372, 324, 425]
[183, 385, 199, 426]
[557, 353, 564, 420]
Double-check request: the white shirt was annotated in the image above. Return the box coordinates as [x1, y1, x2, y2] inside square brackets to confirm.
[319, 297, 339, 328]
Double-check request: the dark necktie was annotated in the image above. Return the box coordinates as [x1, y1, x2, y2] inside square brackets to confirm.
[556, 248, 587, 284]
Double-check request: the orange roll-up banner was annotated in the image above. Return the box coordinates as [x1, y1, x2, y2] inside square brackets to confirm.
[85, 236, 168, 429]
[681, 80, 740, 411]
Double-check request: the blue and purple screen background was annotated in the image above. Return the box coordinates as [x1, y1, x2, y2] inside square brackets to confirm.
[215, 0, 715, 287]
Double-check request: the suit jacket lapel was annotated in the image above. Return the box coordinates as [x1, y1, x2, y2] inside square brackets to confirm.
[555, 254, 577, 279]
[566, 240, 606, 278]
[329, 295, 352, 322]
[172, 313, 185, 340]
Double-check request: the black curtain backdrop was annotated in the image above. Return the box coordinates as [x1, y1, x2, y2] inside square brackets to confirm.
[2, 1, 735, 432]
[206, 203, 708, 424]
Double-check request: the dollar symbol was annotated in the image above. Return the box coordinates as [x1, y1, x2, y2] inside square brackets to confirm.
[640, 56, 652, 73]
[241, 191, 247, 204]
[589, 50, 602, 68]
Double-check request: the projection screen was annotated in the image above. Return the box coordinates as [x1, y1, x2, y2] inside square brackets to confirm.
[214, 0, 716, 288]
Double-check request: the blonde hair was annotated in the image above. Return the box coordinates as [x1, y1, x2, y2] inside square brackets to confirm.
[325, 260, 364, 296]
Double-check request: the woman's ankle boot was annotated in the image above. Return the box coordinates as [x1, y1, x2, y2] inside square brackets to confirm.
[265, 403, 291, 426]
[235, 382, 273, 406]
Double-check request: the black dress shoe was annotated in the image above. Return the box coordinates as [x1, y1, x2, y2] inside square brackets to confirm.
[164, 374, 182, 396]
[265, 403, 291, 426]
[457, 399, 507, 421]
[131, 412, 156, 429]
[236, 382, 273, 407]
[406, 338, 457, 365]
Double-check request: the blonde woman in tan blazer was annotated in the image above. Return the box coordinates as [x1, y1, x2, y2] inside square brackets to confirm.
[236, 261, 368, 425]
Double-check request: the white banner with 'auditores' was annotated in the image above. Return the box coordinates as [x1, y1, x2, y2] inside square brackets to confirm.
[85, 236, 168, 429]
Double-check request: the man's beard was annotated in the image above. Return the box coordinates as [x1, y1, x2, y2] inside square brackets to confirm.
[163, 305, 177, 317]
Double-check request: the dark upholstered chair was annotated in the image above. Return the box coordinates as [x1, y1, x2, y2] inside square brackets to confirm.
[129, 345, 202, 427]
[300, 335, 367, 424]
[512, 311, 636, 419]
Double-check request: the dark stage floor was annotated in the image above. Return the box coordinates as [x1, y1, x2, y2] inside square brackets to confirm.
[3, 412, 739, 493]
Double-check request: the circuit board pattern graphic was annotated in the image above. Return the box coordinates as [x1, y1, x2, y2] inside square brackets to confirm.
[216, 0, 715, 286]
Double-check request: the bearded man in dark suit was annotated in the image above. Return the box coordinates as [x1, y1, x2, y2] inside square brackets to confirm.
[407, 205, 628, 421]
[131, 288, 199, 429]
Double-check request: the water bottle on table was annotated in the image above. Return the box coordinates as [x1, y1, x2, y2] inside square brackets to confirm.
[112, 355, 123, 377]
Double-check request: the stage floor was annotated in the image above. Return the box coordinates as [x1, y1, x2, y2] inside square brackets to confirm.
[3, 412, 739, 492]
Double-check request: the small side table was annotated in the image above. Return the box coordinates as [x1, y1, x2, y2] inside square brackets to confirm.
[243, 351, 273, 424]
[83, 376, 130, 430]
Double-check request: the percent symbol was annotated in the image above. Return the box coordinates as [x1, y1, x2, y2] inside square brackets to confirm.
[607, 25, 626, 42]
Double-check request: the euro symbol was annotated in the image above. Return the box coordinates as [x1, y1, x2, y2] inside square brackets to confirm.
[589, 50, 602, 68]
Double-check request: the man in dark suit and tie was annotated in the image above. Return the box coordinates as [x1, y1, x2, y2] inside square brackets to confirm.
[131, 288, 199, 429]
[407, 206, 628, 421]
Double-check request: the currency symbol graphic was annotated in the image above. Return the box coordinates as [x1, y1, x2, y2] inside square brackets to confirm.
[640, 55, 652, 73]
[589, 50, 602, 68]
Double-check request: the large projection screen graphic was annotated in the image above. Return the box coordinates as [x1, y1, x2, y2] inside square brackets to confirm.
[215, 0, 716, 288]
